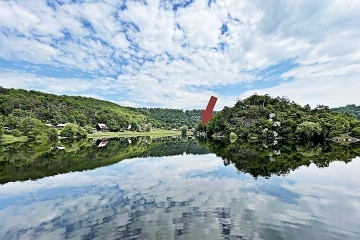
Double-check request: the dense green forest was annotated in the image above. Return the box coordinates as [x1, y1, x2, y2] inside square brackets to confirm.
[133, 108, 201, 129]
[331, 104, 360, 120]
[198, 94, 360, 141]
[0, 87, 201, 142]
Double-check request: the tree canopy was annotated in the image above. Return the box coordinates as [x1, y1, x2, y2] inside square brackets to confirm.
[198, 94, 360, 141]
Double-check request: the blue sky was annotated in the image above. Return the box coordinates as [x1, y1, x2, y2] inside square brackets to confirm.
[0, 0, 359, 109]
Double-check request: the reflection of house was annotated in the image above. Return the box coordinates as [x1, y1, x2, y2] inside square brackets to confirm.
[56, 123, 67, 129]
[45, 123, 54, 127]
[96, 139, 108, 148]
[96, 123, 109, 132]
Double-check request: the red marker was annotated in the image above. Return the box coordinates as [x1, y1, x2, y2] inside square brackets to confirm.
[201, 96, 218, 125]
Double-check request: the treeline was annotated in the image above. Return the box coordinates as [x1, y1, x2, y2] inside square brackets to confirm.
[331, 104, 360, 120]
[0, 87, 202, 141]
[198, 94, 360, 141]
[133, 108, 201, 129]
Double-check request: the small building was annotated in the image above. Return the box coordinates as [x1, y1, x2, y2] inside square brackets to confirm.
[45, 123, 54, 127]
[96, 123, 109, 132]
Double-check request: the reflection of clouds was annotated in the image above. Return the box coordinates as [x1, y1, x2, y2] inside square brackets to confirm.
[0, 155, 360, 239]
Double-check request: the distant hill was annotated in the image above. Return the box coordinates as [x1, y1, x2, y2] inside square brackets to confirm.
[133, 108, 201, 129]
[0, 87, 200, 131]
[199, 94, 360, 141]
[331, 104, 360, 120]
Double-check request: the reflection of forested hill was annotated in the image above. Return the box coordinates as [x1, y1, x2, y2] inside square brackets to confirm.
[139, 138, 210, 158]
[0, 137, 209, 184]
[201, 140, 360, 179]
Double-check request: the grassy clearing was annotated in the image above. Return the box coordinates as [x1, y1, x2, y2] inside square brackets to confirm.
[88, 130, 181, 138]
[1, 134, 28, 144]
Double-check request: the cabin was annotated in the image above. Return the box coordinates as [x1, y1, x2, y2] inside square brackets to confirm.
[96, 123, 109, 132]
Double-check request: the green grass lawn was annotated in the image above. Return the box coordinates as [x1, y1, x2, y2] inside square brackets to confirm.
[88, 130, 181, 138]
[1, 130, 181, 144]
[1, 134, 28, 144]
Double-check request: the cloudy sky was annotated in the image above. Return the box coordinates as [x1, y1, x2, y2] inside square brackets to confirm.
[0, 0, 359, 109]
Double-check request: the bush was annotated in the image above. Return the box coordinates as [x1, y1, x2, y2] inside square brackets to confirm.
[229, 132, 237, 143]
[60, 123, 87, 139]
[235, 125, 249, 139]
[84, 125, 95, 134]
[295, 121, 322, 139]
[180, 126, 188, 137]
[0, 122, 4, 141]
[351, 127, 360, 138]
[12, 129, 22, 137]
[18, 117, 57, 141]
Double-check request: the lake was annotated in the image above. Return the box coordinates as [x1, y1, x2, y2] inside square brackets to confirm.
[0, 138, 360, 240]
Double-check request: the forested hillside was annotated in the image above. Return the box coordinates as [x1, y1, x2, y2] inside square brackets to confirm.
[134, 108, 201, 129]
[331, 104, 360, 120]
[199, 94, 360, 141]
[0, 87, 201, 141]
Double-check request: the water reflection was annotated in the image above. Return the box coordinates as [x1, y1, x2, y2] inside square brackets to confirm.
[0, 137, 209, 184]
[202, 140, 360, 179]
[0, 139, 360, 239]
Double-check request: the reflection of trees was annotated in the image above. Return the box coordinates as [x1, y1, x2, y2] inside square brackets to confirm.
[201, 140, 360, 179]
[0, 138, 209, 184]
[2, 136, 359, 183]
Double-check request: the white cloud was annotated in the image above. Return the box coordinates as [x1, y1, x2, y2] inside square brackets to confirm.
[0, 0, 359, 108]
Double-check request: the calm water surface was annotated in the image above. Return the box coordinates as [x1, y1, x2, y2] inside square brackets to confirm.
[0, 138, 360, 240]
